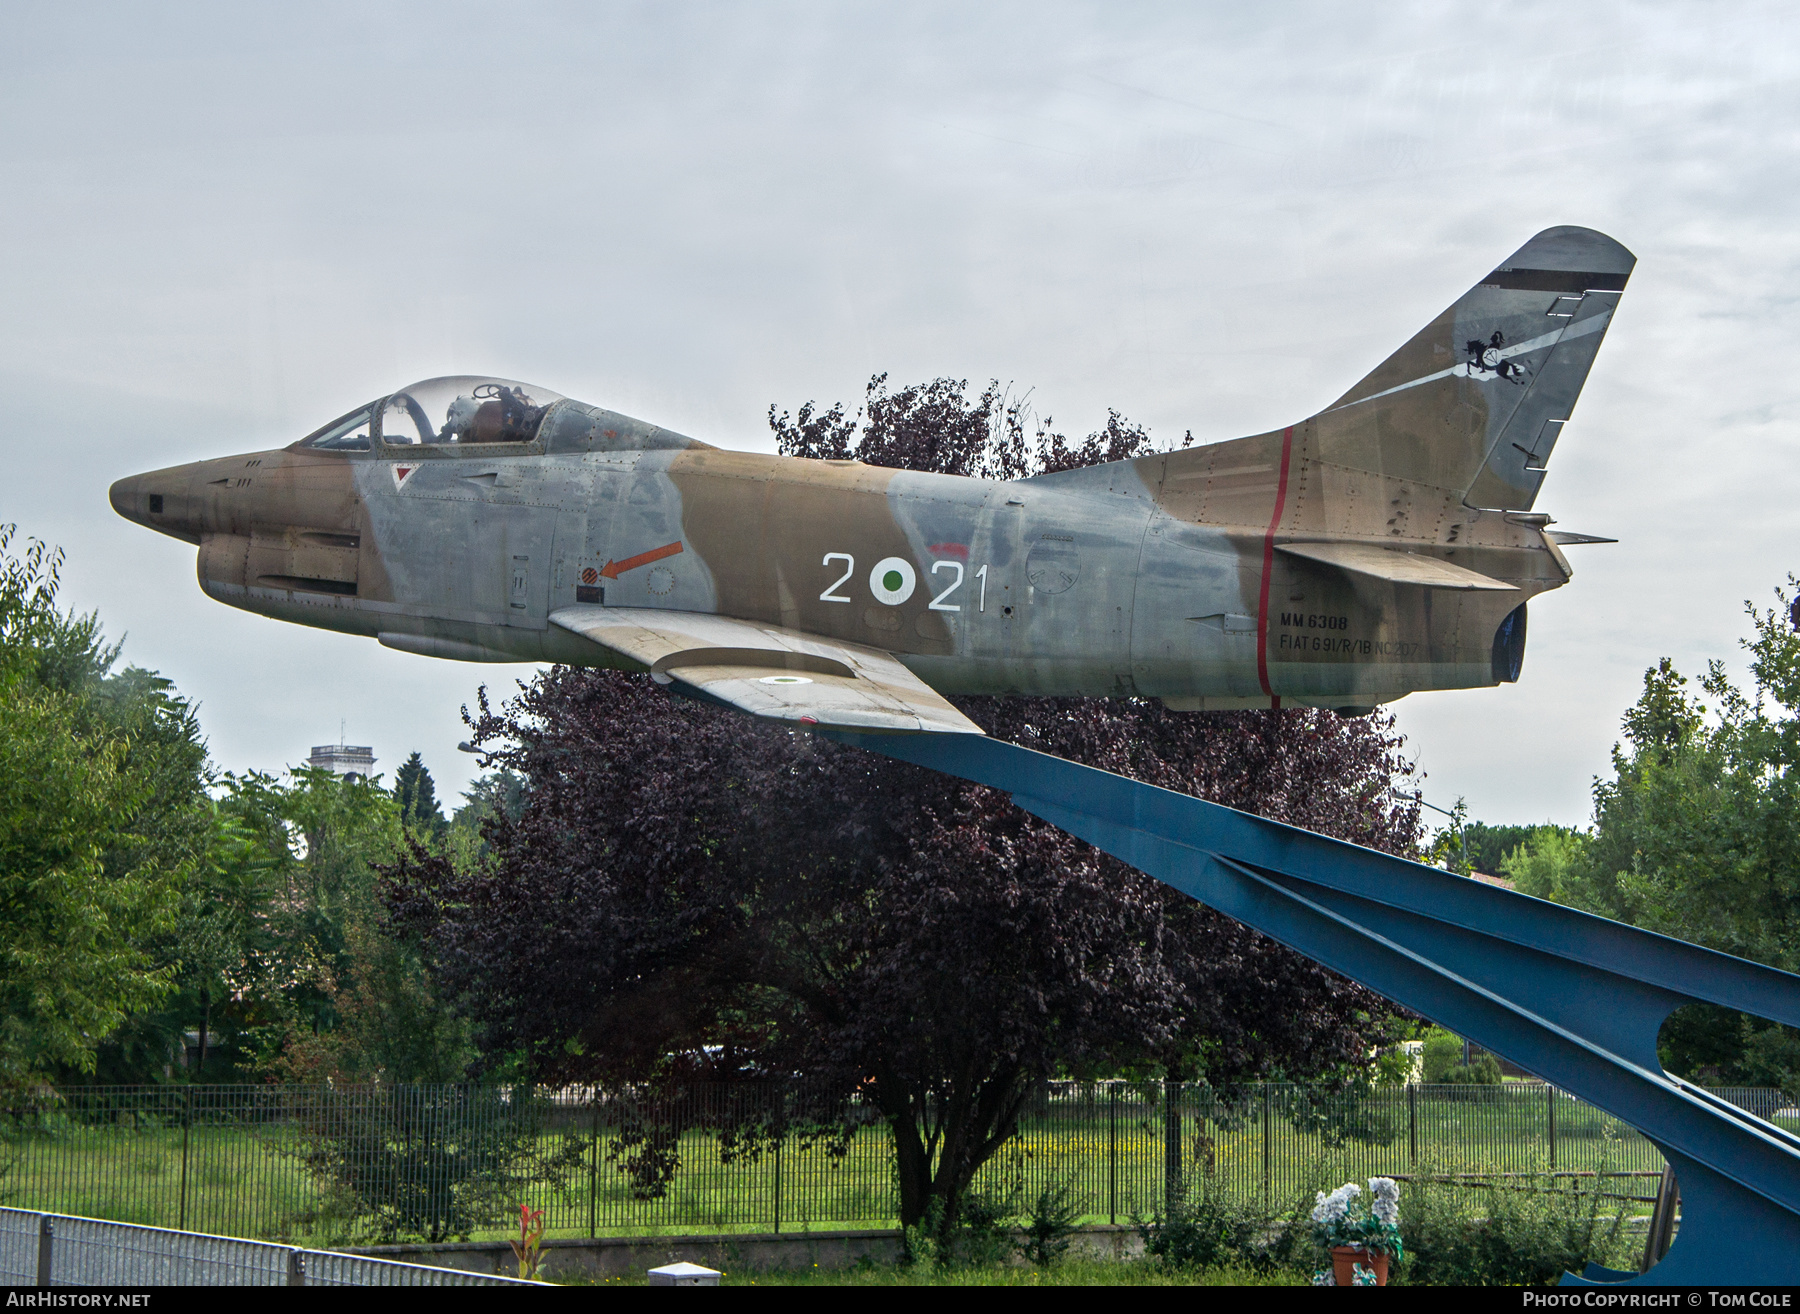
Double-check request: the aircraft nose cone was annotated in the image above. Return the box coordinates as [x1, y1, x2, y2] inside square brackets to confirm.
[109, 472, 148, 524]
[109, 463, 206, 544]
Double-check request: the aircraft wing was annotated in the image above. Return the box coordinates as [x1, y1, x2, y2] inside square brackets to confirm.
[548, 605, 984, 736]
[1276, 541, 1518, 591]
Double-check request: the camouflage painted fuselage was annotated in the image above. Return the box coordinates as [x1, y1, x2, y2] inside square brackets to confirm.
[111, 226, 1634, 717]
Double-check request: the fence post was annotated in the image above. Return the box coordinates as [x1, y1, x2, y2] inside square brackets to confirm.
[1408, 1082, 1418, 1167]
[287, 1250, 306, 1287]
[1547, 1084, 1557, 1170]
[178, 1086, 193, 1233]
[36, 1215, 53, 1287]
[589, 1096, 600, 1240]
[1107, 1085, 1117, 1227]
[773, 1133, 783, 1235]
[1261, 1086, 1273, 1213]
[1163, 1078, 1181, 1217]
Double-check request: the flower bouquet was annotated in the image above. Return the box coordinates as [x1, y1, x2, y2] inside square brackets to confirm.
[1310, 1177, 1403, 1286]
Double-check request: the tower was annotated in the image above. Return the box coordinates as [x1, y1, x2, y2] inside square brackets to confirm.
[306, 741, 376, 780]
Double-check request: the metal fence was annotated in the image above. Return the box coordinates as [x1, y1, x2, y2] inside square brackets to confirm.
[0, 1208, 532, 1286]
[1, 1082, 1790, 1243]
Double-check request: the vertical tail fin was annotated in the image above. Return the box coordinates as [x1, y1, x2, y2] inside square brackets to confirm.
[1022, 227, 1634, 519]
[1316, 226, 1634, 510]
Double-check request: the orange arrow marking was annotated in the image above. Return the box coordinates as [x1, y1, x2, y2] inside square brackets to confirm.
[599, 540, 683, 580]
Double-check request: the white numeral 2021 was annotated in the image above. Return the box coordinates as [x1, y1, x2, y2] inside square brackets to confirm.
[821, 553, 987, 610]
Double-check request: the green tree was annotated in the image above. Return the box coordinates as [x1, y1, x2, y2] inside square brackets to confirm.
[1586, 640, 1798, 966]
[393, 752, 446, 835]
[1507, 582, 1800, 1088]
[74, 666, 228, 1081]
[214, 766, 402, 1066]
[233, 764, 474, 1082]
[0, 526, 202, 1085]
[1461, 820, 1580, 879]
[0, 524, 468, 1086]
[444, 771, 526, 869]
[1500, 826, 1588, 905]
[451, 771, 526, 832]
[273, 918, 474, 1084]
[1420, 1027, 1465, 1083]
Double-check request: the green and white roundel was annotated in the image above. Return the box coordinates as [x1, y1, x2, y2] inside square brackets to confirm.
[868, 557, 916, 605]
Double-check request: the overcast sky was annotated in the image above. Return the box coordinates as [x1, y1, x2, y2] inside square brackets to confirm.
[4, 2, 1797, 830]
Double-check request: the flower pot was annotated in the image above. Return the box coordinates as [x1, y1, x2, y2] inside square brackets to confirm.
[1331, 1244, 1389, 1286]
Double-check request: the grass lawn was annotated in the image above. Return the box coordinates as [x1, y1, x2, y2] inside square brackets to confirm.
[564, 1259, 1306, 1286]
[8, 1085, 1777, 1243]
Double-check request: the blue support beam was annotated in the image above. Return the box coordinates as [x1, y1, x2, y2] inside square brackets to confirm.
[830, 730, 1800, 1285]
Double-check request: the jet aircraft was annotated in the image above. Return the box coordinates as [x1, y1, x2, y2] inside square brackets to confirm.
[110, 226, 1632, 736]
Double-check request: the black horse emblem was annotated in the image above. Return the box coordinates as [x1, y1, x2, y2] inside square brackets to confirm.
[1464, 330, 1529, 384]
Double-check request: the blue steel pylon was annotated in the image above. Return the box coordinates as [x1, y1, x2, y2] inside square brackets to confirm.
[831, 730, 1800, 1285]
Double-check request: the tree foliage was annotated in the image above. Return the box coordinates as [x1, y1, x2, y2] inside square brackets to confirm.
[394, 751, 447, 835]
[1504, 583, 1800, 1089]
[1400, 1171, 1631, 1286]
[1457, 820, 1578, 878]
[1, 524, 473, 1086]
[385, 377, 1423, 1235]
[208, 766, 474, 1083]
[455, 771, 526, 829]
[290, 1085, 582, 1243]
[0, 525, 206, 1085]
[90, 761, 460, 1083]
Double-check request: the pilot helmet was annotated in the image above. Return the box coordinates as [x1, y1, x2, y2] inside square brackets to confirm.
[443, 395, 480, 441]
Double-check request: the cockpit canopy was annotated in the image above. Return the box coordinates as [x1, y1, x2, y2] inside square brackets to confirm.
[380, 376, 565, 446]
[299, 376, 565, 452]
[297, 375, 708, 456]
[383, 374, 565, 444]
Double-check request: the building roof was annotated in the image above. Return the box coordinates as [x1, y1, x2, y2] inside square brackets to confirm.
[306, 743, 377, 776]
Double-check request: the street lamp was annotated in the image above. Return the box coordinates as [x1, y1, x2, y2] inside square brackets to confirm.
[1414, 796, 1469, 876]
[1414, 795, 1473, 1067]
[1396, 788, 1468, 871]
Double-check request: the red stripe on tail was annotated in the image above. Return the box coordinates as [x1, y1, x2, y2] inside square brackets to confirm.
[1256, 427, 1295, 706]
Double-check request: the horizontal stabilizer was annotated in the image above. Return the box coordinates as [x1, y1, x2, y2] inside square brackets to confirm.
[1546, 530, 1617, 546]
[1276, 541, 1517, 591]
[549, 605, 983, 735]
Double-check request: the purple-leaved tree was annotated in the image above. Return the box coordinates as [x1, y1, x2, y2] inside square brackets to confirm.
[383, 376, 1423, 1236]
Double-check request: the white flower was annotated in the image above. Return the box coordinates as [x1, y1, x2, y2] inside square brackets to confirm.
[1310, 1190, 1337, 1224]
[1369, 1177, 1400, 1226]
[1311, 1182, 1361, 1225]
